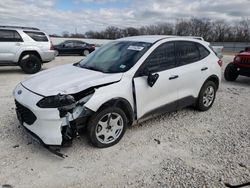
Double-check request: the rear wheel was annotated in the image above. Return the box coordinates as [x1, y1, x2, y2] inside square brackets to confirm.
[83, 49, 90, 56]
[87, 107, 127, 148]
[54, 50, 59, 56]
[19, 54, 42, 74]
[196, 81, 217, 111]
[224, 63, 238, 81]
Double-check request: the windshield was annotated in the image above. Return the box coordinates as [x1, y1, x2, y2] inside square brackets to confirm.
[78, 41, 152, 73]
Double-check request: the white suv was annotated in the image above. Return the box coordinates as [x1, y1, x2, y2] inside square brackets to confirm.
[0, 26, 55, 74]
[13, 35, 222, 150]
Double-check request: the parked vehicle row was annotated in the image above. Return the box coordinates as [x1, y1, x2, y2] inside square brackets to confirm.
[14, 35, 222, 151]
[0, 26, 96, 74]
[0, 26, 55, 74]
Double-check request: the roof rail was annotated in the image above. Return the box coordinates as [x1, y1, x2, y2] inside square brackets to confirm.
[0, 26, 40, 31]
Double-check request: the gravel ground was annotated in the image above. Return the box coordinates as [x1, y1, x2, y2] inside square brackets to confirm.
[0, 55, 249, 188]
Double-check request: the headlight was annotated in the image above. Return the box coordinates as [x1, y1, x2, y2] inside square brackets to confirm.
[37, 94, 76, 108]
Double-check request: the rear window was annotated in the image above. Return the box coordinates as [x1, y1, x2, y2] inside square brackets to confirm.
[197, 43, 210, 59]
[24, 31, 48, 42]
[0, 29, 23, 42]
[176, 41, 200, 66]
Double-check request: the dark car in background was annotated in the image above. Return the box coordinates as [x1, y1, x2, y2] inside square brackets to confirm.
[54, 40, 95, 56]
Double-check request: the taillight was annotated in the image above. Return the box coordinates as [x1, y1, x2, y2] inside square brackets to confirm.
[50, 42, 54, 50]
[217, 60, 223, 67]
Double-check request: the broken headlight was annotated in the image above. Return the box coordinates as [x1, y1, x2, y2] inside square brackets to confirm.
[37, 94, 76, 109]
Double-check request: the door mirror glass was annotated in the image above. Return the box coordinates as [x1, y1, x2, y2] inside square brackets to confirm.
[147, 72, 159, 87]
[143, 67, 159, 87]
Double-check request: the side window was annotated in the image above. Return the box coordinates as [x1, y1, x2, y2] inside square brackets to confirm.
[197, 43, 210, 59]
[144, 42, 175, 72]
[176, 42, 200, 66]
[24, 31, 48, 42]
[0, 30, 23, 42]
[64, 42, 74, 47]
[74, 41, 86, 47]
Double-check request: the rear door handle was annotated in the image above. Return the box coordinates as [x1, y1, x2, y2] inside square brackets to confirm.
[201, 67, 208, 71]
[169, 75, 179, 80]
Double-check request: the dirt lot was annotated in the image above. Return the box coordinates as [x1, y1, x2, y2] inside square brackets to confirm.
[0, 55, 249, 188]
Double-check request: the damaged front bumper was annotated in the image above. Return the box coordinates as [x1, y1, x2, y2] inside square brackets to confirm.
[13, 83, 93, 147]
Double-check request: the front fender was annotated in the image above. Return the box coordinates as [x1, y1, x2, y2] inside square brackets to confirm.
[84, 81, 134, 112]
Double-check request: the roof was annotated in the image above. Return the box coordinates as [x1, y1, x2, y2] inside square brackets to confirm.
[0, 26, 39, 31]
[117, 35, 173, 43]
[117, 35, 206, 44]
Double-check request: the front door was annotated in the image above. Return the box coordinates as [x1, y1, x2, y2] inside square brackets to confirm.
[133, 42, 179, 119]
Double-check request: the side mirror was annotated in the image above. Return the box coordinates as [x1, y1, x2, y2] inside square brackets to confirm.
[143, 68, 159, 87]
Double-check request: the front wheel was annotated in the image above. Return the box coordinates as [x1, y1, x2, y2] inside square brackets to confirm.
[87, 107, 127, 148]
[19, 54, 42, 74]
[224, 63, 238, 81]
[196, 81, 217, 111]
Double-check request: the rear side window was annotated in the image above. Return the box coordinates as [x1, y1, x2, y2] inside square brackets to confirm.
[197, 43, 210, 59]
[176, 41, 200, 66]
[144, 42, 175, 72]
[0, 30, 23, 42]
[24, 31, 48, 42]
[74, 41, 86, 47]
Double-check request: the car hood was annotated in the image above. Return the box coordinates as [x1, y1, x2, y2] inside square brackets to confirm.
[21, 64, 123, 96]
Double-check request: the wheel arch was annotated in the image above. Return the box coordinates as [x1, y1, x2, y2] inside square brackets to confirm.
[203, 75, 220, 91]
[18, 51, 42, 64]
[97, 98, 134, 126]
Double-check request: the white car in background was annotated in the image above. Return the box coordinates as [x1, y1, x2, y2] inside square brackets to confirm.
[0, 26, 55, 74]
[13, 35, 222, 151]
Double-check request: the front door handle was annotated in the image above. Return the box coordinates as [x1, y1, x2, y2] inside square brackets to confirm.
[201, 67, 208, 71]
[169, 75, 179, 80]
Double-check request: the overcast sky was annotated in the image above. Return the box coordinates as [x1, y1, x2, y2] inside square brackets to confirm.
[0, 0, 249, 35]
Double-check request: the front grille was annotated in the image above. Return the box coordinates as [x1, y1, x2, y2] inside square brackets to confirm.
[15, 100, 37, 125]
[240, 57, 250, 64]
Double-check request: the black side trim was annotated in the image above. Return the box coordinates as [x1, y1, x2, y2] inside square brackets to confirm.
[139, 96, 196, 120]
[140, 100, 177, 120]
[0, 62, 18, 66]
[177, 96, 196, 110]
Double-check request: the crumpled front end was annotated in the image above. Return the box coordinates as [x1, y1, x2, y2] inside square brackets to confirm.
[13, 83, 93, 146]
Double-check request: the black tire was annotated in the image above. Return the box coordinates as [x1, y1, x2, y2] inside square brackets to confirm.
[19, 54, 42, 74]
[196, 81, 217, 111]
[87, 107, 127, 148]
[82, 49, 90, 56]
[224, 63, 238, 81]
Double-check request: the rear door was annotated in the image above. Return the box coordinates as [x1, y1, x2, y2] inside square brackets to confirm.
[133, 42, 179, 119]
[175, 41, 211, 108]
[0, 29, 23, 63]
[73, 41, 86, 54]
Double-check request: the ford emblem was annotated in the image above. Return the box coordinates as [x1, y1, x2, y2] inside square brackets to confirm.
[17, 90, 22, 95]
